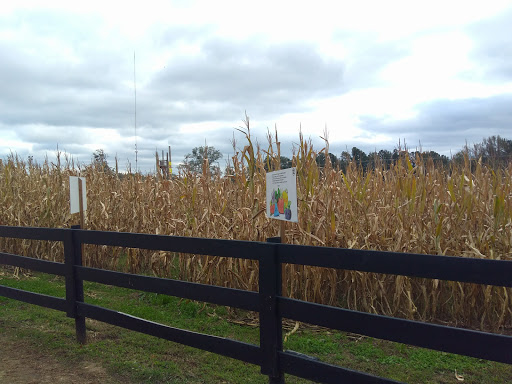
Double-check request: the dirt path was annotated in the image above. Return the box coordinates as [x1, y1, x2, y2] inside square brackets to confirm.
[0, 333, 124, 384]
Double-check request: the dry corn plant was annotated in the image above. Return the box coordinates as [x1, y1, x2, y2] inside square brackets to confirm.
[1, 127, 511, 332]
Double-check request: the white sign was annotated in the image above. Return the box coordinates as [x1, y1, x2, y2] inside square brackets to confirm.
[69, 176, 87, 214]
[266, 167, 298, 222]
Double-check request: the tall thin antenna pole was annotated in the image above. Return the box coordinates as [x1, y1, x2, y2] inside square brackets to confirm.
[134, 51, 138, 173]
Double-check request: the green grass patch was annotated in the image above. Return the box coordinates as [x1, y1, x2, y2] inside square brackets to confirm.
[1, 270, 511, 383]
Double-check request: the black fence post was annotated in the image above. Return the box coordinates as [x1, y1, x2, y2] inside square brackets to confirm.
[64, 225, 86, 344]
[260, 236, 284, 383]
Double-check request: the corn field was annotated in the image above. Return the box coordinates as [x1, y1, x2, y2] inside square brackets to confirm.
[1, 127, 511, 332]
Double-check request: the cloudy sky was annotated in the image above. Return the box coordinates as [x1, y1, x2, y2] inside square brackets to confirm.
[1, 0, 511, 172]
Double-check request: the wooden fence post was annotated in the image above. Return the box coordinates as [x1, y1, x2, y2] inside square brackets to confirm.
[64, 225, 86, 344]
[260, 236, 284, 383]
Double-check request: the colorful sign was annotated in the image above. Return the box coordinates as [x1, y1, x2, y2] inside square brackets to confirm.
[266, 167, 298, 222]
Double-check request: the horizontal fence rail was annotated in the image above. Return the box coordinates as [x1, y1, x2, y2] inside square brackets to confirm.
[279, 243, 512, 287]
[279, 298, 512, 365]
[76, 266, 260, 311]
[76, 229, 269, 259]
[0, 226, 67, 241]
[0, 285, 67, 312]
[279, 351, 401, 384]
[77, 302, 262, 366]
[0, 251, 66, 275]
[1, 225, 512, 384]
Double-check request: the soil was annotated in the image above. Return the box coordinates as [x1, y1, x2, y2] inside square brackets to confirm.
[0, 333, 124, 384]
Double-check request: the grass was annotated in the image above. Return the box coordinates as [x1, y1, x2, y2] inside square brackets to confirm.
[1, 270, 512, 383]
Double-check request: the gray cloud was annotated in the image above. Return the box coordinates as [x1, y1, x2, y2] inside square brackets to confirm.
[0, 10, 131, 129]
[0, 15, 345, 133]
[149, 38, 345, 117]
[356, 94, 512, 154]
[332, 31, 412, 88]
[0, 15, 348, 171]
[466, 8, 512, 82]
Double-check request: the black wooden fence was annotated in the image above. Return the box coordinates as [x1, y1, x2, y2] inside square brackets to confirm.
[1, 225, 512, 384]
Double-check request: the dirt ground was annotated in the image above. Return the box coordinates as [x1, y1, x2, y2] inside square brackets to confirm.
[0, 333, 124, 384]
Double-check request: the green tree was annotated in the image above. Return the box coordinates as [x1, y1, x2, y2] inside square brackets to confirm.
[422, 151, 449, 167]
[453, 136, 512, 169]
[92, 149, 113, 174]
[351, 147, 368, 169]
[473, 135, 512, 167]
[263, 155, 292, 171]
[339, 151, 351, 172]
[280, 156, 292, 169]
[452, 150, 466, 165]
[377, 149, 393, 165]
[183, 146, 223, 174]
[315, 152, 338, 168]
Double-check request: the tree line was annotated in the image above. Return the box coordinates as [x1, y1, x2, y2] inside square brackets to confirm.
[270, 135, 512, 172]
[91, 135, 512, 176]
[170, 135, 512, 175]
